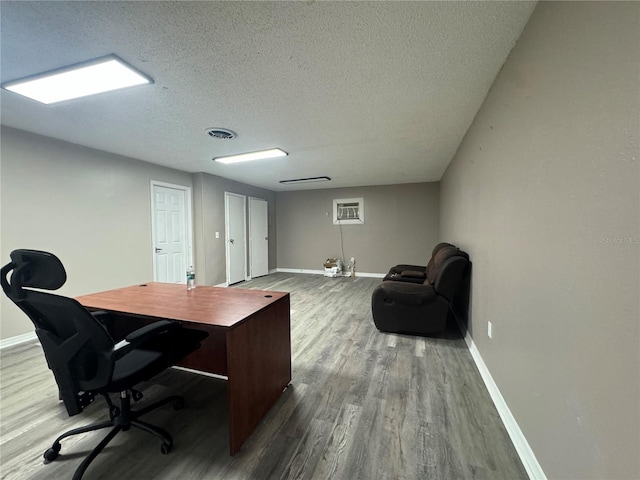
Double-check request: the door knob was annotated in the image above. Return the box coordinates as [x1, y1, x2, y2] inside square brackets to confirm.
[230, 239, 235, 244]
[155, 247, 163, 253]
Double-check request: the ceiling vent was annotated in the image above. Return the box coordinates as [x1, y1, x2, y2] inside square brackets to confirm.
[206, 128, 236, 140]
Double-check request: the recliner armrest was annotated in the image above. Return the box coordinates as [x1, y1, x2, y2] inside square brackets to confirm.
[399, 270, 426, 279]
[375, 281, 438, 306]
[112, 320, 178, 360]
[384, 264, 427, 283]
[391, 264, 426, 272]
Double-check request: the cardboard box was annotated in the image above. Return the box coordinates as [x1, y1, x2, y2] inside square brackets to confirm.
[323, 258, 340, 268]
[323, 258, 343, 277]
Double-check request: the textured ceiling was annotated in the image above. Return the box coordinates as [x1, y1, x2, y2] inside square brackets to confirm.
[1, 1, 535, 191]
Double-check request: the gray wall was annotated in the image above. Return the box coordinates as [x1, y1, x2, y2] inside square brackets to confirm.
[0, 126, 194, 339]
[0, 127, 276, 339]
[439, 3, 639, 479]
[193, 172, 276, 286]
[276, 183, 439, 274]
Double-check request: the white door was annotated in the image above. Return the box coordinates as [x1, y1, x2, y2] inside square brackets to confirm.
[151, 182, 192, 283]
[225, 192, 246, 285]
[249, 197, 269, 278]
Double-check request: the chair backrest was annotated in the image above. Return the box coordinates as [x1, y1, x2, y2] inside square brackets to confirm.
[1, 249, 115, 415]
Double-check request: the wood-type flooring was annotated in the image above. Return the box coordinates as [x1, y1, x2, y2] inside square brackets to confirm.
[0, 273, 527, 479]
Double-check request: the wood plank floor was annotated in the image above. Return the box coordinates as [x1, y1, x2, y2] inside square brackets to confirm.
[0, 273, 527, 479]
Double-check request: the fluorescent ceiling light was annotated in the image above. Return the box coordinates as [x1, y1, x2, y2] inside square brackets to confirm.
[214, 148, 288, 164]
[279, 176, 331, 184]
[2, 55, 152, 105]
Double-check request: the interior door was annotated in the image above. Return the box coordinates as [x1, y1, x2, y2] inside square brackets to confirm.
[249, 197, 269, 278]
[225, 192, 247, 285]
[151, 183, 191, 283]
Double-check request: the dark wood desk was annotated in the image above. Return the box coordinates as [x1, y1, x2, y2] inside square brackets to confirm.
[76, 282, 291, 455]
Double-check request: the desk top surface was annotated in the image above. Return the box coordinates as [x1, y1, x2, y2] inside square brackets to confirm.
[76, 282, 289, 328]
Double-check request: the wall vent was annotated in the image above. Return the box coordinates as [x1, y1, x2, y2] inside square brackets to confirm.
[333, 197, 364, 225]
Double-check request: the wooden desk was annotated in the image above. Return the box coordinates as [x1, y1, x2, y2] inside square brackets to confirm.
[76, 282, 291, 455]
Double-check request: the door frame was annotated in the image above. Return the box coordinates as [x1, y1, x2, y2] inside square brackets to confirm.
[248, 196, 269, 279]
[150, 180, 194, 282]
[224, 191, 248, 285]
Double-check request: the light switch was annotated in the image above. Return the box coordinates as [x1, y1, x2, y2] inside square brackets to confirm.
[215, 232, 220, 239]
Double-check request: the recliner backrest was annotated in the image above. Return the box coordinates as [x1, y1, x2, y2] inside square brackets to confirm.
[425, 246, 469, 302]
[1, 250, 116, 414]
[424, 242, 455, 282]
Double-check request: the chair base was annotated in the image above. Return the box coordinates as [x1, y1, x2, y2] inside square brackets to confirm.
[44, 390, 184, 480]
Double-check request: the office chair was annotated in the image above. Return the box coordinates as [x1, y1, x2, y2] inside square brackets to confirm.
[1, 249, 207, 480]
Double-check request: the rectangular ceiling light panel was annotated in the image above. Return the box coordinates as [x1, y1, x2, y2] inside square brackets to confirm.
[2, 55, 152, 105]
[214, 148, 288, 164]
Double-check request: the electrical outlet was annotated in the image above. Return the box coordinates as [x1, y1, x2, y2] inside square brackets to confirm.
[488, 321, 493, 339]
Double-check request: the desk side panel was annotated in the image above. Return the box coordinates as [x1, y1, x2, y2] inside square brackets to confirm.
[226, 294, 291, 454]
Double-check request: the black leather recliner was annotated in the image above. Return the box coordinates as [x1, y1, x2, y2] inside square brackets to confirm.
[372, 243, 470, 336]
[1, 249, 208, 480]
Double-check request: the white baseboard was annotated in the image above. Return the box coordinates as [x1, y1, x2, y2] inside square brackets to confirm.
[462, 329, 546, 480]
[355, 271, 385, 278]
[1, 274, 543, 480]
[0, 331, 37, 350]
[220, 269, 383, 285]
[275, 268, 385, 278]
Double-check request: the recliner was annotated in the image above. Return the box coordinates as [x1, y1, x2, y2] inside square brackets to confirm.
[382, 242, 455, 284]
[372, 243, 470, 336]
[1, 249, 207, 480]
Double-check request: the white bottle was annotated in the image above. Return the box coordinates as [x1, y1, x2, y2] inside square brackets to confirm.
[186, 265, 196, 290]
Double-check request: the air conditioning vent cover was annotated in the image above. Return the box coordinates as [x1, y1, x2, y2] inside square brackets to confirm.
[206, 128, 236, 140]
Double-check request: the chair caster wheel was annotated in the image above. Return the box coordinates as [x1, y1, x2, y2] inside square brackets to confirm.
[173, 398, 185, 410]
[160, 442, 173, 454]
[43, 443, 61, 463]
[132, 389, 144, 402]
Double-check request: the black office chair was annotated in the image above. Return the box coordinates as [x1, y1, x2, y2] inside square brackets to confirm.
[1, 249, 207, 480]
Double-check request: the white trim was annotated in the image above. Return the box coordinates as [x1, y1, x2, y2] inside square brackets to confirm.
[268, 268, 544, 478]
[275, 268, 385, 278]
[460, 327, 546, 480]
[2, 271, 542, 480]
[248, 196, 269, 279]
[277, 268, 325, 275]
[224, 192, 247, 285]
[357, 272, 385, 278]
[150, 180, 194, 282]
[0, 331, 37, 350]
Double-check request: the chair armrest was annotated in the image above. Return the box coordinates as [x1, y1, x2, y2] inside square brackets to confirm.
[112, 320, 178, 360]
[376, 281, 438, 306]
[90, 310, 111, 323]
